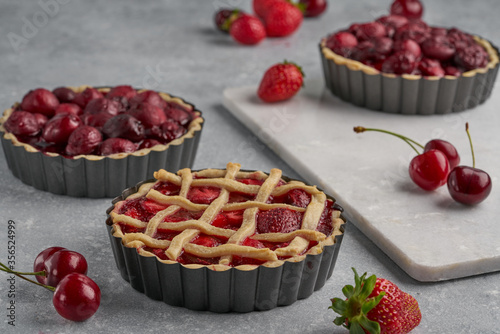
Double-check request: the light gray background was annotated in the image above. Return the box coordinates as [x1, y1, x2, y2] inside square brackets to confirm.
[0, 0, 499, 333]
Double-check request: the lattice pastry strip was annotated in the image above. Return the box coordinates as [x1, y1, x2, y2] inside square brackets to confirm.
[110, 162, 343, 268]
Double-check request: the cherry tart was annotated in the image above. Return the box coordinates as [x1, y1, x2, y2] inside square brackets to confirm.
[320, 16, 499, 114]
[0, 85, 204, 197]
[106, 163, 346, 312]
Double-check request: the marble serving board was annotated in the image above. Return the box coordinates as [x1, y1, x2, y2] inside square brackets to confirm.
[222, 78, 500, 282]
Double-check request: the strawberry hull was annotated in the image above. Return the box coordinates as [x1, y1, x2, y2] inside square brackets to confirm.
[105, 172, 347, 312]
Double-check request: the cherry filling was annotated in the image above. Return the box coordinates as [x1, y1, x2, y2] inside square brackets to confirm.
[268, 188, 311, 208]
[325, 15, 491, 77]
[4, 86, 199, 158]
[154, 229, 179, 240]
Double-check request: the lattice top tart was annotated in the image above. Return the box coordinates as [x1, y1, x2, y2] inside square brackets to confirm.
[109, 162, 345, 270]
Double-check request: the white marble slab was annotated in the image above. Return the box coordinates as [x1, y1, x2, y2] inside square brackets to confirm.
[223, 78, 500, 282]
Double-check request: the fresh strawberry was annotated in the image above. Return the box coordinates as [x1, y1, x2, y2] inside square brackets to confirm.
[229, 14, 266, 45]
[253, 0, 282, 19]
[257, 60, 304, 103]
[330, 268, 422, 334]
[263, 1, 303, 37]
[187, 186, 221, 204]
[256, 207, 302, 233]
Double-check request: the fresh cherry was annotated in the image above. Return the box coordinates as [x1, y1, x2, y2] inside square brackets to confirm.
[33, 246, 66, 284]
[447, 123, 492, 205]
[299, 0, 328, 18]
[381, 51, 417, 75]
[409, 149, 450, 191]
[421, 35, 455, 61]
[424, 139, 460, 169]
[392, 39, 421, 58]
[1, 259, 99, 322]
[34, 248, 88, 287]
[354, 126, 455, 191]
[20, 88, 60, 116]
[390, 0, 423, 20]
[53, 273, 101, 322]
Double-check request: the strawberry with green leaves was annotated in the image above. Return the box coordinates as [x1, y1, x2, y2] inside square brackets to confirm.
[330, 268, 421, 334]
[257, 60, 305, 103]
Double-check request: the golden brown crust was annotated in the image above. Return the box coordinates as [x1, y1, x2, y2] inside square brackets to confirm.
[0, 85, 204, 160]
[111, 162, 345, 271]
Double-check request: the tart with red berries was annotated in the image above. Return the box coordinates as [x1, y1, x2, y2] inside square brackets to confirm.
[0, 85, 204, 197]
[320, 13, 499, 114]
[106, 162, 346, 312]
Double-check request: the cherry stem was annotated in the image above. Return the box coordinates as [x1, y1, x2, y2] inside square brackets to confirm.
[0, 262, 55, 292]
[353, 126, 423, 155]
[465, 122, 475, 168]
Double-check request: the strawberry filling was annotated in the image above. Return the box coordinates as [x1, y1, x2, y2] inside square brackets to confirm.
[118, 197, 168, 221]
[117, 223, 145, 234]
[163, 209, 203, 222]
[153, 181, 181, 195]
[154, 229, 180, 240]
[211, 210, 244, 230]
[187, 186, 221, 204]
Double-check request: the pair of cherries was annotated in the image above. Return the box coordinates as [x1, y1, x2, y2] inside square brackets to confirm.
[354, 124, 492, 205]
[0, 247, 100, 322]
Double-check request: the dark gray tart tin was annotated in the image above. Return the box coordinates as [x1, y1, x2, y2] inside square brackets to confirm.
[0, 87, 204, 198]
[320, 37, 499, 115]
[105, 175, 347, 313]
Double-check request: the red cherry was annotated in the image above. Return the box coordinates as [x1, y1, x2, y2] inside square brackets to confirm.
[34, 246, 66, 285]
[354, 127, 452, 191]
[83, 97, 122, 116]
[4, 111, 42, 136]
[42, 113, 83, 144]
[99, 138, 137, 155]
[447, 123, 492, 205]
[409, 149, 450, 191]
[448, 167, 492, 205]
[424, 139, 460, 169]
[73, 87, 104, 109]
[42, 249, 88, 287]
[53, 273, 100, 322]
[393, 39, 422, 58]
[102, 114, 145, 142]
[52, 87, 77, 103]
[418, 58, 445, 77]
[128, 102, 167, 128]
[106, 85, 136, 100]
[390, 0, 423, 20]
[299, 0, 328, 17]
[20, 88, 60, 116]
[129, 90, 166, 109]
[54, 103, 83, 116]
[66, 125, 103, 156]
